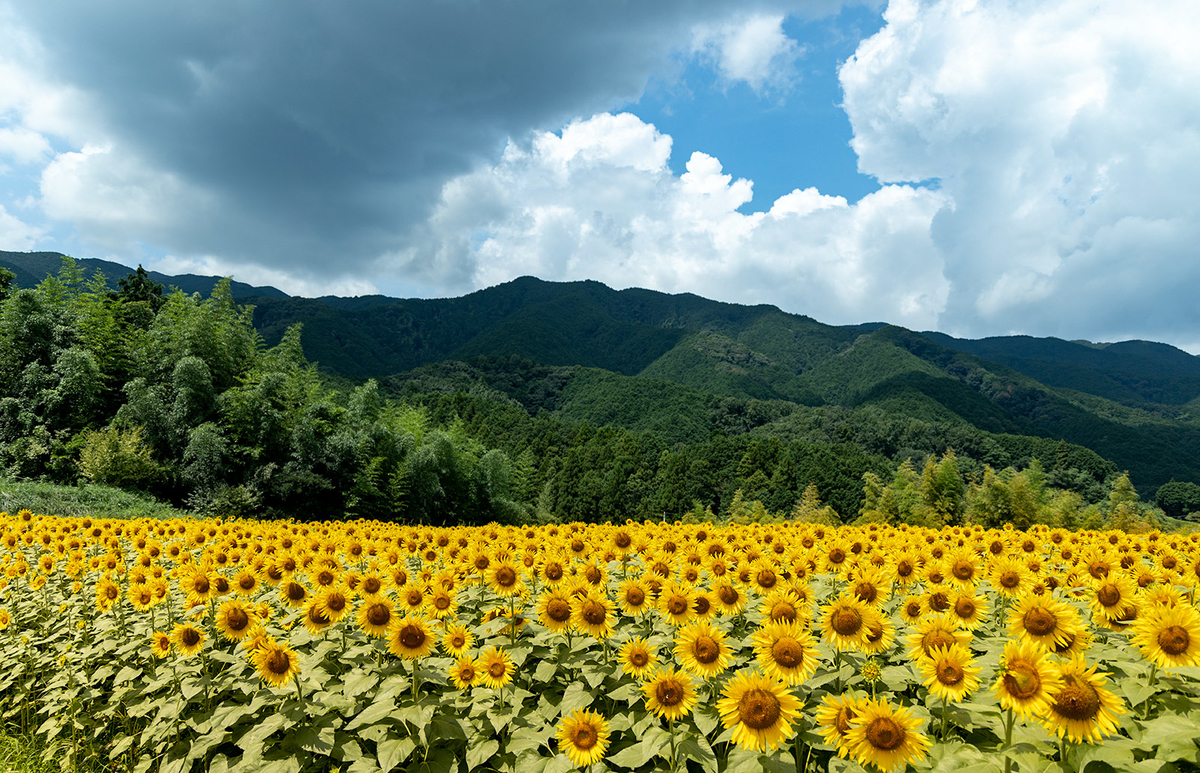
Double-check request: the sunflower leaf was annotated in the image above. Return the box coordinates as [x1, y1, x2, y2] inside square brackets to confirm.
[377, 735, 417, 773]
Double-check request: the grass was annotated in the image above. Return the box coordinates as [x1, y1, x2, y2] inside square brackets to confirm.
[0, 479, 189, 520]
[0, 731, 56, 773]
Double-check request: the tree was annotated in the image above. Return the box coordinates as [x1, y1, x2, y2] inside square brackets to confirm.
[1155, 480, 1200, 520]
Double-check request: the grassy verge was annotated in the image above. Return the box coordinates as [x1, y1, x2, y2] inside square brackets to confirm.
[0, 479, 189, 520]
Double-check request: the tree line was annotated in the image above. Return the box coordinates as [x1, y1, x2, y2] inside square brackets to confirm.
[0, 258, 1185, 529]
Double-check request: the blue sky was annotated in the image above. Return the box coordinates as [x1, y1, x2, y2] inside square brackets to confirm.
[1, 0, 1199, 352]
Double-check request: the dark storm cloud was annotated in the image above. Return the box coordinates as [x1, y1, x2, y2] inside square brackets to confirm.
[12, 0, 837, 282]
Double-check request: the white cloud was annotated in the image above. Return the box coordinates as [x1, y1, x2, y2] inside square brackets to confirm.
[692, 14, 803, 93]
[151, 254, 378, 298]
[412, 112, 948, 329]
[840, 0, 1200, 345]
[0, 203, 45, 249]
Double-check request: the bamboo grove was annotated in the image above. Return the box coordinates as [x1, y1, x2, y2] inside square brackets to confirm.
[2, 510, 1200, 772]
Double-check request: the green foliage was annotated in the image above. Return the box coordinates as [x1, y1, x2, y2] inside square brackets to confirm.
[1155, 479, 1200, 520]
[77, 425, 162, 489]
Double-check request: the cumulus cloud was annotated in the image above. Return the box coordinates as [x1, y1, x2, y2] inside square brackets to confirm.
[0, 0, 822, 285]
[692, 14, 804, 93]
[840, 0, 1200, 346]
[0, 204, 45, 250]
[410, 112, 947, 329]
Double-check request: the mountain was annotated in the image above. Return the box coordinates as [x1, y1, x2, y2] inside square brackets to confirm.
[0, 250, 289, 300]
[5, 249, 1199, 494]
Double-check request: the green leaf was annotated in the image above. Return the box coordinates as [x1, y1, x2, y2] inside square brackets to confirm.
[468, 739, 500, 769]
[724, 747, 764, 773]
[677, 733, 717, 773]
[295, 723, 336, 755]
[534, 659, 559, 683]
[343, 668, 380, 699]
[377, 736, 417, 773]
[347, 698, 399, 731]
[560, 681, 593, 714]
[1122, 679, 1158, 708]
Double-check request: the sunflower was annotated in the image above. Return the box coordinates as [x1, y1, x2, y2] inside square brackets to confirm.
[616, 578, 653, 616]
[150, 631, 172, 658]
[426, 588, 458, 620]
[906, 614, 971, 662]
[215, 598, 258, 642]
[821, 594, 874, 651]
[171, 623, 205, 657]
[844, 697, 931, 773]
[536, 589, 575, 634]
[899, 594, 925, 625]
[1131, 603, 1200, 668]
[916, 643, 981, 703]
[641, 668, 698, 721]
[1040, 658, 1126, 744]
[1009, 594, 1082, 650]
[1089, 574, 1138, 624]
[388, 615, 435, 659]
[280, 580, 308, 608]
[759, 588, 807, 625]
[357, 600, 394, 638]
[358, 572, 388, 601]
[618, 637, 657, 679]
[232, 567, 261, 596]
[712, 580, 747, 616]
[487, 560, 526, 598]
[989, 556, 1033, 598]
[302, 598, 333, 635]
[657, 582, 696, 627]
[752, 620, 819, 686]
[571, 591, 615, 639]
[848, 566, 892, 607]
[948, 591, 988, 631]
[675, 619, 733, 679]
[715, 669, 802, 753]
[860, 615, 897, 656]
[478, 646, 515, 689]
[397, 583, 428, 615]
[993, 640, 1064, 719]
[442, 623, 475, 657]
[556, 709, 610, 768]
[253, 640, 302, 688]
[815, 694, 865, 754]
[449, 656, 479, 690]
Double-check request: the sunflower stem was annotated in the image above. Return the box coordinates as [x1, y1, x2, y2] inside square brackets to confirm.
[669, 721, 677, 773]
[294, 672, 304, 709]
[941, 697, 949, 741]
[1002, 707, 1014, 773]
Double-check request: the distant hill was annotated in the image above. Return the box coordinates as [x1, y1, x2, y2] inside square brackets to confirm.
[6, 250, 1200, 494]
[0, 250, 289, 300]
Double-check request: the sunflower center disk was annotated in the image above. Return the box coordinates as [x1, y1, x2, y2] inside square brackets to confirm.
[630, 651, 649, 667]
[181, 628, 201, 647]
[1002, 662, 1041, 699]
[1023, 607, 1057, 636]
[1097, 585, 1120, 607]
[656, 680, 683, 706]
[921, 630, 955, 655]
[718, 586, 739, 605]
[835, 707, 855, 735]
[1158, 625, 1190, 656]
[955, 599, 975, 618]
[695, 597, 711, 616]
[489, 662, 506, 678]
[400, 626, 425, 649]
[855, 583, 877, 603]
[1053, 675, 1101, 720]
[582, 601, 607, 625]
[771, 638, 803, 668]
[1000, 572, 1020, 588]
[571, 723, 598, 750]
[363, 578, 382, 594]
[327, 594, 347, 612]
[929, 592, 950, 612]
[772, 603, 797, 622]
[667, 597, 688, 615]
[952, 562, 974, 581]
[737, 688, 782, 730]
[496, 567, 517, 587]
[450, 634, 466, 648]
[831, 608, 863, 636]
[547, 599, 572, 622]
[266, 650, 291, 675]
[227, 609, 249, 631]
[757, 571, 776, 589]
[693, 636, 720, 664]
[367, 604, 390, 626]
[897, 561, 914, 577]
[546, 565, 563, 581]
[626, 588, 645, 606]
[585, 567, 601, 584]
[937, 661, 964, 686]
[865, 717, 905, 751]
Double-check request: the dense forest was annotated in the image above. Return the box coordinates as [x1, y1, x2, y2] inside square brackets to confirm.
[0, 255, 1193, 530]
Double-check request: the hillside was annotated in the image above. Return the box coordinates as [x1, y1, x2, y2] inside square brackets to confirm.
[4, 249, 1199, 495]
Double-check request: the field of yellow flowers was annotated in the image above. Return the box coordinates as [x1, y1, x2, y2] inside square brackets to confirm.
[2, 511, 1200, 773]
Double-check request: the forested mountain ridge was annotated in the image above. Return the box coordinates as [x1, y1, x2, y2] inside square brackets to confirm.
[4, 249, 1200, 508]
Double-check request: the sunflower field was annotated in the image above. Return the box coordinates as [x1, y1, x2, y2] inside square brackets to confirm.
[2, 510, 1200, 773]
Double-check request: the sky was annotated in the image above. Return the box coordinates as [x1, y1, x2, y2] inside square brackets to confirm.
[1, 0, 1199, 351]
